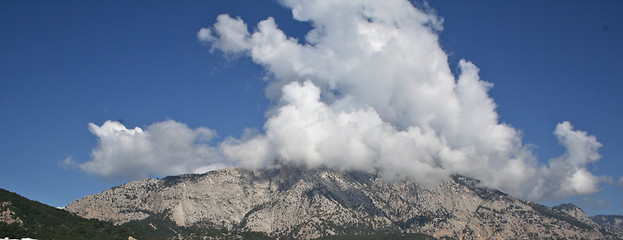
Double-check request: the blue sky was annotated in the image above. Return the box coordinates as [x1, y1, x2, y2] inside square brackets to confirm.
[1, 0, 622, 216]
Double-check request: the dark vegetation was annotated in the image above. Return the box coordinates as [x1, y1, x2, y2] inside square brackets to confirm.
[4, 184, 620, 240]
[1, 187, 438, 240]
[124, 209, 274, 239]
[0, 188, 145, 240]
[0, 187, 271, 239]
[0, 188, 275, 240]
[525, 201, 593, 230]
[317, 232, 438, 240]
[161, 173, 205, 188]
[451, 175, 507, 201]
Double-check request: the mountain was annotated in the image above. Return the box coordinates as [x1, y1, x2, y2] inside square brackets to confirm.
[553, 203, 601, 229]
[66, 166, 621, 239]
[592, 215, 623, 236]
[0, 188, 145, 240]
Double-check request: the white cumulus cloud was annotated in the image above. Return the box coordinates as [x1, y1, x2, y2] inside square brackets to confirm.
[79, 0, 606, 200]
[195, 0, 605, 200]
[80, 120, 225, 181]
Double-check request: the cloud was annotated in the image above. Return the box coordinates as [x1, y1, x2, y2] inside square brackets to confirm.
[197, 14, 250, 55]
[219, 80, 450, 184]
[527, 122, 603, 199]
[59, 156, 77, 169]
[196, 0, 606, 200]
[79, 0, 605, 200]
[80, 120, 225, 181]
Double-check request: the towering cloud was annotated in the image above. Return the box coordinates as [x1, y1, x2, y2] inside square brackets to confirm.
[81, 0, 604, 200]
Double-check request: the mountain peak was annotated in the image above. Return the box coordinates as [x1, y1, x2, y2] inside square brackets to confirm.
[554, 203, 580, 211]
[66, 167, 619, 239]
[553, 202, 601, 229]
[592, 215, 623, 237]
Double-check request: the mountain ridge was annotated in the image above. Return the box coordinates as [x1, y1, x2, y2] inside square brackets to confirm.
[66, 166, 621, 239]
[592, 215, 623, 236]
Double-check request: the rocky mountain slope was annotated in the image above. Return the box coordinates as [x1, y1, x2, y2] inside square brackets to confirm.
[66, 166, 620, 239]
[593, 215, 623, 237]
[553, 203, 602, 229]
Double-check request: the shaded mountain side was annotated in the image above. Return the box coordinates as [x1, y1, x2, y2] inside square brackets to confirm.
[0, 188, 143, 240]
[553, 203, 601, 229]
[593, 215, 623, 236]
[67, 166, 620, 239]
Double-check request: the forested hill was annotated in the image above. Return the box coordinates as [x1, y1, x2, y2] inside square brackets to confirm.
[0, 188, 143, 240]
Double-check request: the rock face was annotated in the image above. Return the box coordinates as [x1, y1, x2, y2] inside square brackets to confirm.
[67, 167, 616, 239]
[1, 202, 23, 226]
[553, 203, 601, 228]
[593, 215, 623, 237]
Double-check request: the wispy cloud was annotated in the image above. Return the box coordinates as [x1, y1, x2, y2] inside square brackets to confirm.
[59, 156, 77, 169]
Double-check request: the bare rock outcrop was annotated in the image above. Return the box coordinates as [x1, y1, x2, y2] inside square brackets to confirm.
[66, 166, 615, 239]
[593, 215, 623, 237]
[1, 202, 23, 226]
